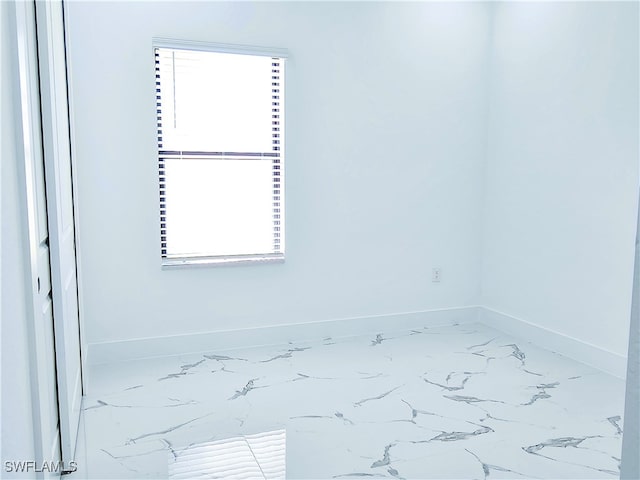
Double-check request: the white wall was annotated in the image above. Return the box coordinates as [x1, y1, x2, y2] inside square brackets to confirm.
[481, 2, 639, 357]
[1, 0, 37, 472]
[65, 2, 491, 346]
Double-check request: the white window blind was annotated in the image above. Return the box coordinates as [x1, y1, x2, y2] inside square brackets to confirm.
[155, 44, 285, 265]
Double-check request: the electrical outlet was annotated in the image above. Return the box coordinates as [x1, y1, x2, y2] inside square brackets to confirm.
[432, 268, 442, 283]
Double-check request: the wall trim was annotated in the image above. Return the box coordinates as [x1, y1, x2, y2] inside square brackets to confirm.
[86, 306, 480, 366]
[86, 305, 628, 379]
[479, 306, 628, 379]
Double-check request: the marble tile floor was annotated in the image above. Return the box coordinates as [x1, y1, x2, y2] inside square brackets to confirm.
[72, 322, 626, 479]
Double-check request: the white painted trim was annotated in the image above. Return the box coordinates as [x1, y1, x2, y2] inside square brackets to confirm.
[14, 0, 58, 473]
[86, 305, 628, 381]
[153, 38, 289, 58]
[48, 428, 60, 479]
[479, 306, 628, 379]
[36, 0, 82, 465]
[86, 306, 479, 366]
[62, 0, 88, 397]
[15, 0, 45, 465]
[162, 253, 285, 269]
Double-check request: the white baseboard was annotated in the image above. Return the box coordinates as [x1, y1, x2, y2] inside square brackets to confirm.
[479, 306, 628, 379]
[86, 305, 628, 379]
[86, 306, 479, 366]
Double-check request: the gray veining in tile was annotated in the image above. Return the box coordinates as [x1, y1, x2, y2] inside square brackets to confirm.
[74, 322, 625, 479]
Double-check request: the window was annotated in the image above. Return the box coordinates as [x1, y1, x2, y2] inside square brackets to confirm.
[154, 41, 286, 266]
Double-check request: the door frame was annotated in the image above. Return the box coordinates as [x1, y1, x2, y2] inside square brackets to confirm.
[14, 0, 61, 471]
[60, 0, 88, 396]
[14, 0, 87, 473]
[35, 0, 84, 465]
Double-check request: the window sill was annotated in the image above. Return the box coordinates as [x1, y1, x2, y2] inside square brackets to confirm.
[161, 254, 285, 269]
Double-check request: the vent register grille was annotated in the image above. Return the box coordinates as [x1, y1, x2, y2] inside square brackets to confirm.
[155, 46, 285, 263]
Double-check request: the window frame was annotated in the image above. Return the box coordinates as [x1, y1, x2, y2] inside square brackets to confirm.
[153, 38, 288, 269]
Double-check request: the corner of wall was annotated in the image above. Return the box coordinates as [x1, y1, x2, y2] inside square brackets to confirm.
[476, 1, 498, 308]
